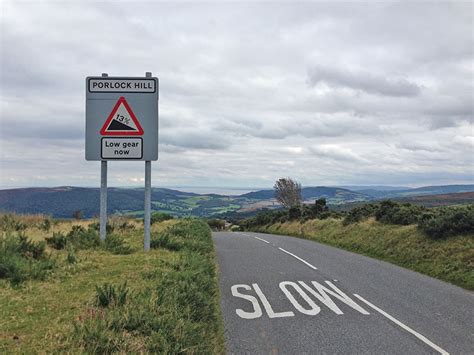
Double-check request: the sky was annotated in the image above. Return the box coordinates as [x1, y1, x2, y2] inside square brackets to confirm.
[0, 0, 473, 190]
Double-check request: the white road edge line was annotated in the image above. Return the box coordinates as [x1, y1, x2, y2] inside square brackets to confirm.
[353, 294, 449, 355]
[278, 247, 318, 270]
[254, 236, 270, 244]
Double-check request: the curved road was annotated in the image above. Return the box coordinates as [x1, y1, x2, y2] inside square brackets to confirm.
[213, 231, 473, 354]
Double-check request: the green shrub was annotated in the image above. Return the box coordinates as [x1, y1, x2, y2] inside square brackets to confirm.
[39, 218, 51, 232]
[418, 205, 474, 238]
[343, 203, 379, 225]
[341, 201, 425, 226]
[66, 245, 77, 264]
[375, 200, 424, 225]
[95, 282, 129, 308]
[288, 206, 302, 220]
[0, 214, 27, 232]
[243, 209, 289, 228]
[15, 234, 47, 259]
[47, 227, 133, 254]
[302, 198, 329, 220]
[45, 232, 68, 250]
[150, 232, 181, 251]
[88, 222, 114, 234]
[103, 234, 133, 255]
[68, 226, 101, 249]
[151, 220, 213, 254]
[118, 221, 135, 231]
[0, 234, 55, 285]
[150, 212, 174, 225]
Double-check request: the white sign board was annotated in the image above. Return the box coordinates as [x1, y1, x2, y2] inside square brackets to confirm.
[101, 138, 143, 159]
[85, 76, 158, 161]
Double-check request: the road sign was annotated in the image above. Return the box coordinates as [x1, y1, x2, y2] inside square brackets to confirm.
[85, 73, 157, 251]
[85, 76, 158, 161]
[100, 97, 144, 136]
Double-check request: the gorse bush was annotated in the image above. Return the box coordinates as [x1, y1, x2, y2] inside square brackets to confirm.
[150, 232, 181, 251]
[0, 233, 55, 285]
[46, 226, 132, 254]
[341, 201, 474, 238]
[103, 234, 133, 255]
[150, 212, 174, 225]
[66, 245, 77, 264]
[15, 234, 47, 259]
[301, 198, 330, 220]
[244, 199, 339, 228]
[67, 226, 101, 249]
[342, 203, 379, 225]
[244, 209, 288, 228]
[375, 200, 425, 225]
[95, 282, 129, 308]
[45, 232, 68, 250]
[0, 214, 27, 232]
[245, 199, 474, 239]
[117, 221, 135, 231]
[88, 222, 114, 234]
[418, 205, 474, 239]
[38, 218, 51, 232]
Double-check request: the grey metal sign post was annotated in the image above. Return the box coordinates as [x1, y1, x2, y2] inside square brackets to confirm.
[85, 72, 159, 251]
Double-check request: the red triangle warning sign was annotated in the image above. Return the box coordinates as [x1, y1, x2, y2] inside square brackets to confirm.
[100, 97, 144, 136]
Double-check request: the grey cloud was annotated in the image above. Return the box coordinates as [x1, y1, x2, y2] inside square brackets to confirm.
[0, 1, 473, 188]
[160, 130, 231, 150]
[309, 144, 367, 163]
[395, 141, 443, 153]
[1, 118, 83, 140]
[308, 66, 421, 97]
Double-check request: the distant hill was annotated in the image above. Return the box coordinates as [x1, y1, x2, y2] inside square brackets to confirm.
[242, 186, 369, 202]
[0, 187, 199, 218]
[398, 192, 474, 207]
[391, 184, 474, 196]
[1, 184, 472, 218]
[358, 184, 474, 199]
[301, 187, 368, 202]
[336, 185, 410, 192]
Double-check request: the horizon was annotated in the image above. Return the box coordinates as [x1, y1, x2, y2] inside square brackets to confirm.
[2, 182, 474, 194]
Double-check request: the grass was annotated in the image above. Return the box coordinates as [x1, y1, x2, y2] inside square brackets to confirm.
[252, 218, 474, 290]
[0, 214, 224, 353]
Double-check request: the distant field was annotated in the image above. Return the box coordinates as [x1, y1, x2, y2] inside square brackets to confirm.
[398, 192, 474, 207]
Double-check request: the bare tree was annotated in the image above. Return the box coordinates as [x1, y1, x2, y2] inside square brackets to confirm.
[273, 178, 302, 208]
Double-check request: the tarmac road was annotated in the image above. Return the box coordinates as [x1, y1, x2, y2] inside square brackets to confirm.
[213, 231, 473, 354]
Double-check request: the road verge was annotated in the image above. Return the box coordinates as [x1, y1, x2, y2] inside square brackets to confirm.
[250, 218, 473, 290]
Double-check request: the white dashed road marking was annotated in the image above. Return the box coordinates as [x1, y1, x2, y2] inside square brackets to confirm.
[278, 247, 318, 270]
[254, 236, 270, 244]
[353, 294, 450, 355]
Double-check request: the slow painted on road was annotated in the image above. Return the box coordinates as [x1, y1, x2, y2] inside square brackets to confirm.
[213, 231, 473, 354]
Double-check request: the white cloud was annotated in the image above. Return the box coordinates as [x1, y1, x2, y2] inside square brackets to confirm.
[0, 1, 472, 189]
